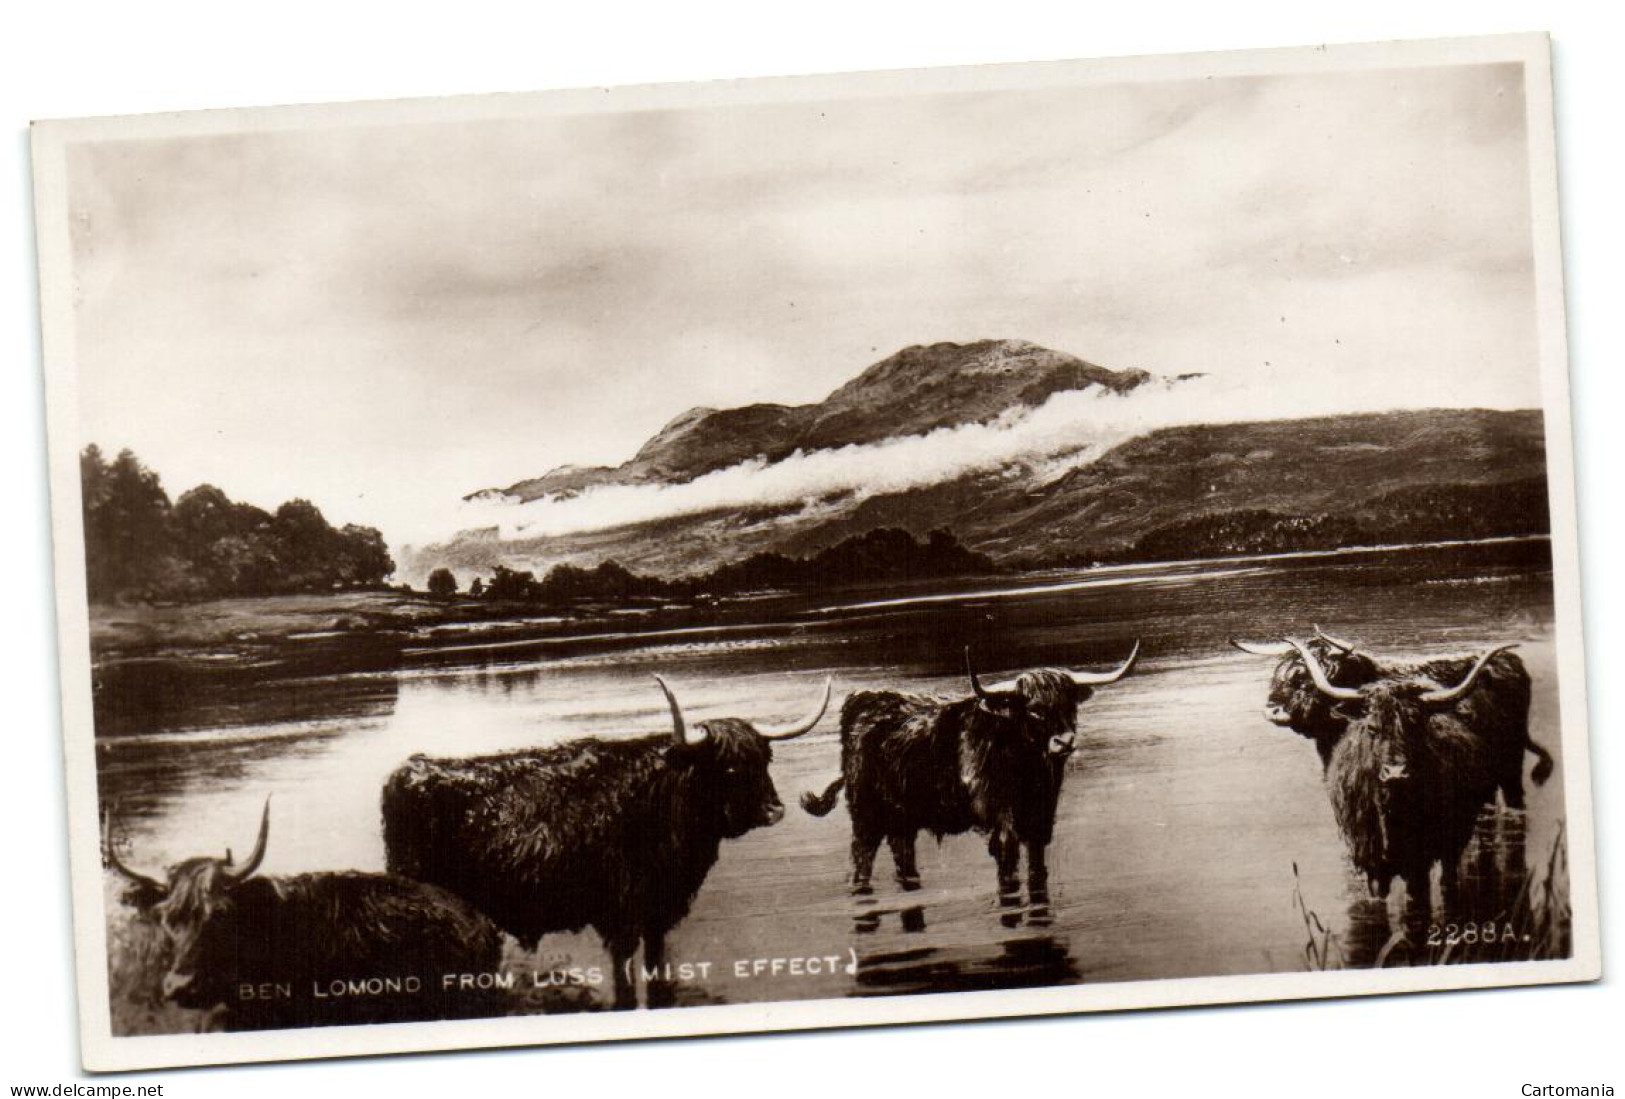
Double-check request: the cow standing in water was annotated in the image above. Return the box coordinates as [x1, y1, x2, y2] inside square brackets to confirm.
[1231, 626, 1551, 807]
[383, 675, 830, 1009]
[1272, 639, 1516, 910]
[803, 644, 1139, 900]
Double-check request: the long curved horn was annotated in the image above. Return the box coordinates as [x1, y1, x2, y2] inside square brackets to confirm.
[102, 810, 162, 891]
[1313, 625, 1357, 653]
[1286, 639, 1361, 701]
[223, 797, 271, 882]
[1420, 645, 1517, 705]
[652, 674, 707, 746]
[1066, 640, 1141, 686]
[758, 677, 833, 740]
[966, 647, 992, 701]
[1230, 638, 1294, 657]
[966, 648, 1020, 701]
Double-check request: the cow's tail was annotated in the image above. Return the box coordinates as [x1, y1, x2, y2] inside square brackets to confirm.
[800, 777, 845, 817]
[1528, 737, 1555, 785]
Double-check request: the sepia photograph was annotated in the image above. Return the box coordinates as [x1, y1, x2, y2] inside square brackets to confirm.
[26, 27, 1600, 1073]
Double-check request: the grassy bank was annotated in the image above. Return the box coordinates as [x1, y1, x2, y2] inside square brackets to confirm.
[92, 590, 528, 661]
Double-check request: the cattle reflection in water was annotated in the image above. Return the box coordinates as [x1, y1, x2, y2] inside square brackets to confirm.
[842, 861, 1078, 994]
[851, 934, 1080, 996]
[1339, 812, 1545, 967]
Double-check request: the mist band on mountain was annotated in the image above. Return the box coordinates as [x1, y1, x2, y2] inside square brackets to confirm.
[425, 340, 1544, 581]
[417, 408, 1548, 584]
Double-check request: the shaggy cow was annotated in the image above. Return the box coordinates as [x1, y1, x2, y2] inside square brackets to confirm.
[1283, 639, 1512, 907]
[104, 800, 502, 1030]
[802, 643, 1139, 897]
[1231, 626, 1552, 807]
[382, 675, 830, 1009]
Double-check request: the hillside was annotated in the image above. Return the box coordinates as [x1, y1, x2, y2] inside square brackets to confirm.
[415, 406, 1547, 582]
[822, 407, 1547, 564]
[482, 339, 1155, 501]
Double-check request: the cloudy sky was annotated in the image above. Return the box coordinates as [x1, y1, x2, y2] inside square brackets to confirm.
[65, 60, 1539, 546]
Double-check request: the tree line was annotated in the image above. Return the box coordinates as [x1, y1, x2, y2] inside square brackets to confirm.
[424, 527, 995, 604]
[81, 445, 394, 603]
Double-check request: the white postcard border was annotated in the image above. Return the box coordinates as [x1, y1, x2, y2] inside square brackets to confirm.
[30, 29, 1600, 1073]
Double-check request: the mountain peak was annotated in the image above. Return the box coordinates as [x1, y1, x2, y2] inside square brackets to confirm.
[485, 340, 1156, 503]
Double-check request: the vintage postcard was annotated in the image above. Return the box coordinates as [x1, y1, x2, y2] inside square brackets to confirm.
[31, 31, 1598, 1072]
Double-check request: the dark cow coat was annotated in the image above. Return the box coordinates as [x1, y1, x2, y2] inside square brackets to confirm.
[1323, 683, 1499, 905]
[180, 871, 501, 1029]
[1261, 641, 1549, 807]
[805, 670, 1091, 894]
[382, 720, 784, 1007]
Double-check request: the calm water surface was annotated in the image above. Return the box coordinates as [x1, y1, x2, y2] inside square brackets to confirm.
[98, 541, 1567, 1013]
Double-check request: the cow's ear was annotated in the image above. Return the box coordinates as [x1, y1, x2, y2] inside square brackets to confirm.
[122, 880, 168, 911]
[664, 732, 709, 763]
[1331, 700, 1362, 722]
[1071, 684, 1096, 705]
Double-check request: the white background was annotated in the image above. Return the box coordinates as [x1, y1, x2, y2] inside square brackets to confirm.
[2, 2, 1619, 1094]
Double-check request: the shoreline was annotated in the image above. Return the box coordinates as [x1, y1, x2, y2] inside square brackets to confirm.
[85, 534, 1552, 737]
[91, 533, 1552, 664]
